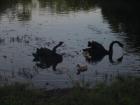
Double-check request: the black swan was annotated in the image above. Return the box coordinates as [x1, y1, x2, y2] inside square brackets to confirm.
[83, 41, 124, 64]
[33, 42, 64, 70]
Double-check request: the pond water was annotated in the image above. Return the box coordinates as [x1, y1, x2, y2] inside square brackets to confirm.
[0, 0, 140, 89]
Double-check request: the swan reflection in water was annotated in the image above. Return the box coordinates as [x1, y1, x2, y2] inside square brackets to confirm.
[32, 42, 63, 70]
[83, 40, 124, 64]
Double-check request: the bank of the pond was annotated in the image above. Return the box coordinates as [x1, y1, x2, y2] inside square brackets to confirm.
[0, 77, 140, 105]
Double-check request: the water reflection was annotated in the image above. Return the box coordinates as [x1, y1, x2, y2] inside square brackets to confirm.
[18, 67, 39, 79]
[0, 0, 139, 52]
[0, 38, 5, 45]
[38, 0, 97, 12]
[0, 0, 140, 89]
[17, 0, 32, 21]
[10, 35, 30, 44]
[83, 40, 123, 64]
[97, 0, 140, 53]
[0, 0, 97, 21]
[0, 0, 32, 21]
[33, 42, 63, 70]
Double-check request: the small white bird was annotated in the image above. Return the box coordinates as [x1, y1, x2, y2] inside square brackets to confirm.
[76, 64, 88, 75]
[83, 51, 92, 59]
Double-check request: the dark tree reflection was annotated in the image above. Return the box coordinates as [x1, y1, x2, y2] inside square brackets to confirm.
[0, 0, 32, 21]
[38, 0, 97, 13]
[97, 0, 140, 53]
[0, 0, 140, 53]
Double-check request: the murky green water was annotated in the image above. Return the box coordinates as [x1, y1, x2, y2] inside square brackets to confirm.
[0, 0, 140, 89]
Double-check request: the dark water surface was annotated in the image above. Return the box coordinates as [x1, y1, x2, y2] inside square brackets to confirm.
[0, 0, 140, 89]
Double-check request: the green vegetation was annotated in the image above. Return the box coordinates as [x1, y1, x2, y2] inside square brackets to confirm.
[0, 77, 140, 105]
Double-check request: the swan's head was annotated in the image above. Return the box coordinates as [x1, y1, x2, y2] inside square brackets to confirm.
[118, 42, 124, 48]
[59, 41, 64, 46]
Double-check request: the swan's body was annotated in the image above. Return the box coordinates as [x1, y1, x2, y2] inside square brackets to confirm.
[83, 41, 123, 63]
[33, 42, 63, 70]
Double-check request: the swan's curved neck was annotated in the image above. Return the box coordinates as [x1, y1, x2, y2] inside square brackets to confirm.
[52, 42, 63, 52]
[109, 41, 115, 54]
[108, 41, 123, 64]
[109, 41, 122, 54]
